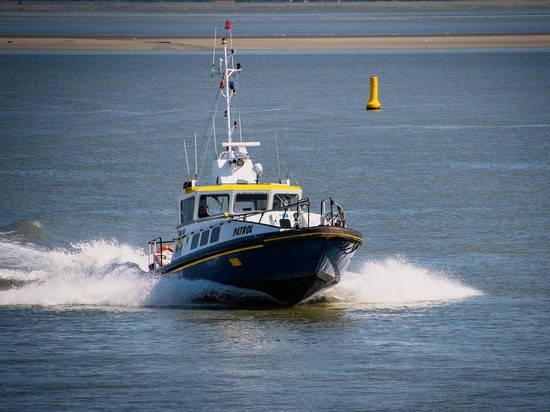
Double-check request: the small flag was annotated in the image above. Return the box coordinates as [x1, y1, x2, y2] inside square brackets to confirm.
[225, 19, 232, 30]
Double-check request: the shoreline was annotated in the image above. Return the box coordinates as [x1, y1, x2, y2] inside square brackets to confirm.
[2, 1, 550, 14]
[1, 34, 550, 52]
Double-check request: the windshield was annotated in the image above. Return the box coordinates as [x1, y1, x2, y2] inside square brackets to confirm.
[234, 193, 268, 212]
[199, 194, 229, 217]
[273, 193, 299, 209]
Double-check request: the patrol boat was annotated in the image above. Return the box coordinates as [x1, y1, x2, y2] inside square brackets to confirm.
[147, 21, 363, 306]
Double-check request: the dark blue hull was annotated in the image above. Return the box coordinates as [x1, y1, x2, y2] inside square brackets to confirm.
[159, 226, 363, 306]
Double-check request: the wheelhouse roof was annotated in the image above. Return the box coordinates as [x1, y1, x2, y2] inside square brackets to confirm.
[184, 183, 302, 195]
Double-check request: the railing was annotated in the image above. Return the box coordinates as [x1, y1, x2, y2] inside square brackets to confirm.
[236, 198, 311, 228]
[321, 198, 346, 227]
[147, 237, 175, 271]
[234, 197, 347, 228]
[173, 197, 346, 232]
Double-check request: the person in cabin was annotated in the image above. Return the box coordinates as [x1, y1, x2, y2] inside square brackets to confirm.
[198, 204, 209, 218]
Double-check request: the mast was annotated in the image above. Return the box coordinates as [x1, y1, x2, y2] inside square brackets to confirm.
[221, 24, 241, 155]
[211, 20, 261, 185]
[222, 37, 232, 146]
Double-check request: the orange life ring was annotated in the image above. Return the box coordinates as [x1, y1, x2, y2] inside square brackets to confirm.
[155, 245, 174, 267]
[156, 245, 174, 254]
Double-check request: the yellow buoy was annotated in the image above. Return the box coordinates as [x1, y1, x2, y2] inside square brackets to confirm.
[366, 76, 381, 110]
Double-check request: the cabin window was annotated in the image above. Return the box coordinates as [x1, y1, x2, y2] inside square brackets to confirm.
[234, 193, 268, 212]
[210, 226, 221, 243]
[199, 194, 229, 218]
[200, 230, 209, 247]
[180, 197, 195, 224]
[191, 233, 200, 249]
[175, 230, 185, 252]
[273, 193, 299, 209]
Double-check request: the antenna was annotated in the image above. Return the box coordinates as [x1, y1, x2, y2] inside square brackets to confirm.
[184, 140, 191, 179]
[211, 27, 217, 77]
[212, 116, 217, 156]
[238, 114, 243, 142]
[194, 132, 198, 179]
[275, 131, 282, 182]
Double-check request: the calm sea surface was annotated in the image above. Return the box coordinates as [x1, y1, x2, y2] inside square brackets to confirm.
[1, 9, 550, 36]
[1, 12, 549, 411]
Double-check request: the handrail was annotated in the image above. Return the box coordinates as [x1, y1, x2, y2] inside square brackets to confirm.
[173, 196, 350, 234]
[236, 198, 310, 226]
[321, 197, 346, 227]
[147, 237, 175, 271]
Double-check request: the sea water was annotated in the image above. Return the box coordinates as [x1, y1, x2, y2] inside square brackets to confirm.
[1, 28, 549, 412]
[1, 10, 550, 36]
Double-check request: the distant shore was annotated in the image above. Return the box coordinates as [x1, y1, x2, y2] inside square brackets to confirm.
[2, 1, 549, 52]
[2, 0, 550, 14]
[1, 34, 549, 52]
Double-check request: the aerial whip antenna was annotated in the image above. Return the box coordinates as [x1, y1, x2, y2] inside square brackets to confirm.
[194, 132, 198, 180]
[184, 140, 191, 179]
[211, 27, 217, 77]
[212, 116, 217, 156]
[238, 114, 243, 142]
[275, 131, 282, 182]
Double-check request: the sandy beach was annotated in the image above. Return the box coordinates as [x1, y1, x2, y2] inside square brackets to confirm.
[1, 1, 549, 52]
[1, 34, 549, 52]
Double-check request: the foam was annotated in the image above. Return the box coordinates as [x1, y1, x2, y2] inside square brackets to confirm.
[326, 257, 483, 307]
[0, 239, 482, 308]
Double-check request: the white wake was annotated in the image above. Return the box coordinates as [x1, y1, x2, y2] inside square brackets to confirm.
[0, 240, 482, 308]
[326, 257, 483, 307]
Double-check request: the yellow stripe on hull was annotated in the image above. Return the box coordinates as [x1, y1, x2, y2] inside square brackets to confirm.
[185, 183, 302, 194]
[165, 244, 264, 273]
[264, 230, 363, 244]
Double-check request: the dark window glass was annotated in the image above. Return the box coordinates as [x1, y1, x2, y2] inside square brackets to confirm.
[191, 233, 200, 249]
[180, 197, 195, 224]
[234, 193, 268, 212]
[210, 227, 221, 243]
[200, 230, 209, 247]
